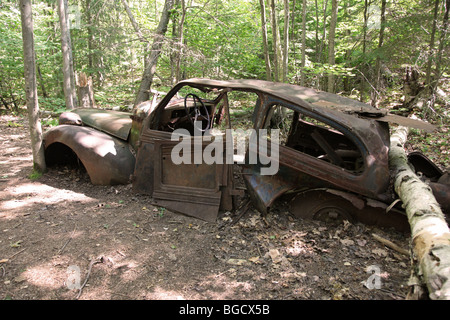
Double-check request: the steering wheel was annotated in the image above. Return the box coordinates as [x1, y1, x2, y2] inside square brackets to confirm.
[184, 93, 211, 132]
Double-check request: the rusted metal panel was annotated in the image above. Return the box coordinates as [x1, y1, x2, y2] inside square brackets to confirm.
[428, 182, 450, 214]
[44, 125, 135, 185]
[71, 108, 133, 141]
[289, 189, 410, 232]
[134, 129, 231, 222]
[242, 166, 293, 214]
[408, 151, 445, 179]
[59, 111, 82, 125]
[243, 107, 392, 203]
[372, 114, 436, 133]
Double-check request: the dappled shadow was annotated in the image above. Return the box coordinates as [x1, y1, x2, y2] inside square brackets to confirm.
[1, 115, 412, 301]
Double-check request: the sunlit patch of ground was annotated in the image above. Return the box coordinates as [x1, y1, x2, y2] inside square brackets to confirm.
[1, 182, 97, 220]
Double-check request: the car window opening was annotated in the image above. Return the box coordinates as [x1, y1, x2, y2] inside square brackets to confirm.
[265, 104, 365, 174]
[158, 87, 258, 136]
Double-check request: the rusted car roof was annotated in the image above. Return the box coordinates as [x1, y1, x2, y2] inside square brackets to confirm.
[174, 78, 436, 132]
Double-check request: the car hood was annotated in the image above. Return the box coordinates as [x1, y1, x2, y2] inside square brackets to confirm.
[71, 108, 132, 141]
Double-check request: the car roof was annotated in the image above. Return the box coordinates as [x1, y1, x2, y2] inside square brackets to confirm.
[178, 78, 436, 133]
[179, 78, 385, 116]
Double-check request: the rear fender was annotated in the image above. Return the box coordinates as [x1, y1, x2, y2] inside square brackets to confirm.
[44, 125, 136, 185]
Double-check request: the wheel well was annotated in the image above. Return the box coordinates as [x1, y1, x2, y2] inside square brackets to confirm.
[45, 142, 86, 170]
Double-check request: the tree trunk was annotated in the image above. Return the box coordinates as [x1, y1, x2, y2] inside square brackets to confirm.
[57, 0, 77, 110]
[19, 0, 46, 173]
[426, 0, 440, 87]
[122, 0, 147, 43]
[122, 0, 153, 82]
[282, 0, 289, 83]
[175, 0, 186, 84]
[259, 0, 272, 81]
[360, 0, 368, 102]
[327, 0, 338, 93]
[372, 0, 386, 107]
[85, 0, 93, 72]
[36, 63, 48, 98]
[314, 0, 328, 90]
[133, 0, 174, 108]
[270, 0, 283, 82]
[314, 0, 319, 65]
[403, 66, 423, 108]
[300, 0, 307, 86]
[290, 0, 297, 80]
[434, 0, 449, 90]
[317, 0, 328, 65]
[389, 126, 450, 300]
[76, 72, 95, 109]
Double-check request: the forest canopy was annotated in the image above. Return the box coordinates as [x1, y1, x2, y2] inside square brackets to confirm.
[1, 0, 448, 113]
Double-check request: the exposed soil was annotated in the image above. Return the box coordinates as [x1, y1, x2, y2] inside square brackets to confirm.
[1, 114, 415, 300]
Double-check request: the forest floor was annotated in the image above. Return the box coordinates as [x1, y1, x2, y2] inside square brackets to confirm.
[0, 111, 447, 301]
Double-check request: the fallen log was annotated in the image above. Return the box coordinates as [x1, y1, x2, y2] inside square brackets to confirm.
[389, 125, 450, 300]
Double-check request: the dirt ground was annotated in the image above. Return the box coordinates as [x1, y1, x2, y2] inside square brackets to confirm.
[0, 114, 415, 301]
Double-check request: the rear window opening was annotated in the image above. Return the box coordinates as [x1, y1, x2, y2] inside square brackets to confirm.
[265, 104, 365, 174]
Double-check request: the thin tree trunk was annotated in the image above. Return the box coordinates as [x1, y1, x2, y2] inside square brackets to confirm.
[314, 0, 319, 62]
[175, 0, 186, 83]
[433, 0, 449, 90]
[270, 0, 283, 82]
[282, 0, 289, 83]
[360, 0, 369, 102]
[170, 0, 179, 83]
[134, 0, 174, 107]
[301, 0, 307, 86]
[290, 0, 297, 80]
[122, 0, 147, 43]
[327, 0, 338, 93]
[389, 126, 450, 300]
[318, 0, 328, 90]
[372, 0, 386, 106]
[36, 63, 48, 98]
[57, 0, 77, 110]
[259, 0, 272, 81]
[19, 0, 46, 173]
[122, 0, 153, 81]
[86, 0, 93, 71]
[426, 0, 440, 87]
[318, 0, 328, 64]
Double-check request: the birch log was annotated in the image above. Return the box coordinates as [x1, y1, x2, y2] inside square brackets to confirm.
[389, 126, 450, 300]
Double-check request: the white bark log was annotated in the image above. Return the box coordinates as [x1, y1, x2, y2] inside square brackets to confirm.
[389, 126, 450, 300]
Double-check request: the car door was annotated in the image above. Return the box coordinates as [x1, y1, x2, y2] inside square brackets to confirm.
[133, 125, 235, 222]
[241, 97, 375, 215]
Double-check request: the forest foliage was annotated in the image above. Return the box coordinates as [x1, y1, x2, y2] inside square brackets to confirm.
[1, 0, 449, 116]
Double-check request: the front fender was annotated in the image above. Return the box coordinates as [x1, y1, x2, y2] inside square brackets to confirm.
[44, 125, 136, 185]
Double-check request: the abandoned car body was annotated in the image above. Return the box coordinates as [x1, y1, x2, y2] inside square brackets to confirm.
[43, 79, 450, 229]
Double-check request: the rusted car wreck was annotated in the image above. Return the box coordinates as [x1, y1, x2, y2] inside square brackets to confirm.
[44, 79, 450, 229]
